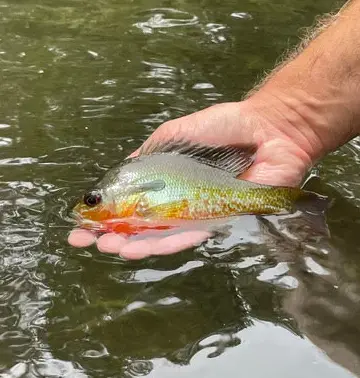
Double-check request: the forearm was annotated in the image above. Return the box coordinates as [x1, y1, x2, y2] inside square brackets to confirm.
[247, 0, 360, 162]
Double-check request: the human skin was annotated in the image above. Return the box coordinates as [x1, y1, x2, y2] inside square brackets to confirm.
[68, 0, 360, 259]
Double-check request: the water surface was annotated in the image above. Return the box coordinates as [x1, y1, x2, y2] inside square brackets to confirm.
[1, 0, 360, 377]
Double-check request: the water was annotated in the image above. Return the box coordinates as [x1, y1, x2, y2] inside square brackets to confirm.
[1, 0, 360, 376]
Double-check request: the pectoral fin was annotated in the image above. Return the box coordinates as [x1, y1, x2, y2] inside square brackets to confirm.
[130, 180, 165, 194]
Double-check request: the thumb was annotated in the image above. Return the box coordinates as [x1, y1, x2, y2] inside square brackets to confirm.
[240, 139, 311, 187]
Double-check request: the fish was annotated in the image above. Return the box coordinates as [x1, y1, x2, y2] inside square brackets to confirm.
[72, 140, 329, 235]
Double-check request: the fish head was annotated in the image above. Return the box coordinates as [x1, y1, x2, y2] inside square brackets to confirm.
[72, 187, 116, 224]
[72, 159, 162, 226]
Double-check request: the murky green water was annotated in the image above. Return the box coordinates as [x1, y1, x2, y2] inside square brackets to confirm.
[1, 0, 360, 377]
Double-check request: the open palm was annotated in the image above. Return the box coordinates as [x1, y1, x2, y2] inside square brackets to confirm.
[68, 100, 314, 259]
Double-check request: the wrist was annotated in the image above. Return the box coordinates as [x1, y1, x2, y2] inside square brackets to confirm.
[244, 0, 360, 163]
[247, 79, 358, 163]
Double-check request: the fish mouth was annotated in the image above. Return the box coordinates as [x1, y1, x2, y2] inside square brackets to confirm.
[71, 200, 120, 229]
[71, 209, 109, 232]
[71, 205, 137, 232]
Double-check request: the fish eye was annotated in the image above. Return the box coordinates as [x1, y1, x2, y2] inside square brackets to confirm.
[84, 190, 102, 207]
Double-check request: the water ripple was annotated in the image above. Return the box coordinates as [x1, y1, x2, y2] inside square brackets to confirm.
[110, 260, 205, 283]
[134, 8, 199, 34]
[126, 360, 153, 376]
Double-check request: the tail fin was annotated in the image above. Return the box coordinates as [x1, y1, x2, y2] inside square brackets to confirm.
[293, 190, 332, 236]
[294, 190, 331, 215]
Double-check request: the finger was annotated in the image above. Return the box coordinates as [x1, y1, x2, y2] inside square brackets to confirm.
[119, 231, 212, 260]
[119, 238, 162, 260]
[68, 229, 96, 248]
[153, 231, 212, 255]
[126, 149, 140, 159]
[96, 233, 128, 254]
[240, 139, 309, 187]
[241, 161, 302, 187]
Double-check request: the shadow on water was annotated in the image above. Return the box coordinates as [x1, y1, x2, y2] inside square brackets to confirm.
[279, 179, 360, 377]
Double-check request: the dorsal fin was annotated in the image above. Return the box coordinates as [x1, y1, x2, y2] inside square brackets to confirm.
[137, 139, 257, 176]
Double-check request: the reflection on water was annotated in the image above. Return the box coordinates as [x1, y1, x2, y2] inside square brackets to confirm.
[0, 0, 359, 377]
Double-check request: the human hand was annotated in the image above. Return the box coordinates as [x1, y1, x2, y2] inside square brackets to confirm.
[68, 98, 318, 259]
[69, 0, 360, 259]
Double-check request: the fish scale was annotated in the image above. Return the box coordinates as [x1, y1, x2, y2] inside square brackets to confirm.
[115, 157, 303, 220]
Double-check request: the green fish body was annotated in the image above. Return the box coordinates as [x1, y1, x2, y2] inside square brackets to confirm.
[73, 140, 329, 226]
